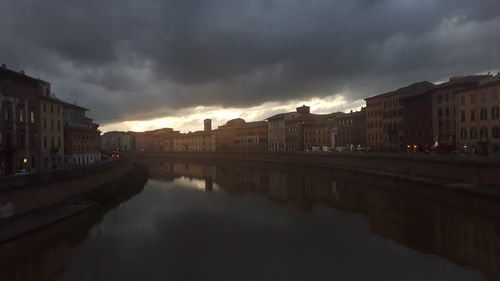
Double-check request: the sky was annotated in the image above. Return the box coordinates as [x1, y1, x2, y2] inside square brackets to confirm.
[1, 0, 499, 132]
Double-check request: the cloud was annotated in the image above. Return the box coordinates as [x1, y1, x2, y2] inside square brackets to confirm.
[1, 0, 499, 127]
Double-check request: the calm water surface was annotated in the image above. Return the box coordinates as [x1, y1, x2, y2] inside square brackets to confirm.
[3, 158, 499, 281]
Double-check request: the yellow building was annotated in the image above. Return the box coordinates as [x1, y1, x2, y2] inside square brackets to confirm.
[456, 75, 500, 155]
[172, 131, 214, 152]
[38, 82, 65, 170]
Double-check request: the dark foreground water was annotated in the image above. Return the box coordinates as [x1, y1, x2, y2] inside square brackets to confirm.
[2, 158, 500, 281]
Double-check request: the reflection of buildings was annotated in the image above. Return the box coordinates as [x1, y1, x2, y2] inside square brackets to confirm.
[142, 158, 500, 280]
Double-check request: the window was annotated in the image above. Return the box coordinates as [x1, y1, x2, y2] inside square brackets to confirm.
[44, 136, 47, 148]
[30, 111, 35, 123]
[438, 95, 443, 104]
[471, 110, 476, 121]
[19, 110, 24, 122]
[470, 94, 475, 104]
[493, 127, 500, 139]
[480, 108, 487, 120]
[480, 127, 488, 138]
[438, 109, 443, 117]
[50, 105, 53, 113]
[445, 108, 450, 117]
[481, 92, 487, 102]
[460, 111, 466, 122]
[493, 89, 498, 100]
[51, 137, 54, 148]
[470, 127, 477, 139]
[43, 118, 47, 129]
[460, 128, 467, 140]
[492, 106, 499, 119]
[51, 119, 54, 130]
[460, 96, 465, 105]
[43, 103, 46, 112]
[444, 94, 449, 103]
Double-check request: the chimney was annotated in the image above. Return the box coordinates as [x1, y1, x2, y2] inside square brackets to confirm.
[1, 63, 5, 68]
[20, 70, 25, 75]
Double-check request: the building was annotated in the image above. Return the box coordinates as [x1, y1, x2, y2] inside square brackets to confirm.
[234, 121, 268, 151]
[267, 105, 313, 151]
[400, 90, 433, 151]
[303, 112, 341, 149]
[213, 118, 246, 151]
[365, 81, 435, 152]
[38, 82, 65, 171]
[335, 109, 366, 149]
[0, 65, 41, 175]
[431, 75, 488, 146]
[63, 102, 101, 166]
[456, 74, 500, 155]
[172, 131, 213, 151]
[101, 131, 133, 152]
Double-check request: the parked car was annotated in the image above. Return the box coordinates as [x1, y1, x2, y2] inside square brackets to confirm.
[335, 146, 347, 152]
[431, 144, 455, 154]
[14, 168, 31, 176]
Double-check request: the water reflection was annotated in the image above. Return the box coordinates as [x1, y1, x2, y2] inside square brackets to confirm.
[2, 158, 500, 280]
[142, 158, 500, 281]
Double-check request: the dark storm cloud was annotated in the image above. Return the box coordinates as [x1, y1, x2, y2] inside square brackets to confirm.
[1, 0, 500, 123]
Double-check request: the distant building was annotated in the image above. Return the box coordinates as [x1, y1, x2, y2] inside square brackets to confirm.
[303, 112, 341, 149]
[172, 130, 214, 151]
[234, 121, 268, 151]
[335, 109, 366, 148]
[456, 74, 500, 155]
[63, 102, 101, 166]
[431, 76, 488, 146]
[213, 118, 246, 151]
[0, 65, 42, 175]
[101, 131, 133, 152]
[365, 81, 435, 152]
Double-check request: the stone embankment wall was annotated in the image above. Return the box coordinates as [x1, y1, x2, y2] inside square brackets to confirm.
[0, 158, 132, 219]
[134, 152, 500, 187]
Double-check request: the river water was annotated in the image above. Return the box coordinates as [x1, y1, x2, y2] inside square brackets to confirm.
[3, 158, 499, 281]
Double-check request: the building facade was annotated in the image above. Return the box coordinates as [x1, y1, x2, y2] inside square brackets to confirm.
[38, 83, 65, 171]
[172, 131, 214, 151]
[365, 81, 434, 152]
[0, 65, 41, 175]
[456, 75, 500, 155]
[101, 131, 134, 152]
[63, 102, 101, 166]
[335, 109, 366, 148]
[234, 121, 268, 151]
[431, 76, 487, 146]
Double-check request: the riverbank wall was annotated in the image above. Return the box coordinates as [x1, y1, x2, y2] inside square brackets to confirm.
[132, 152, 500, 188]
[0, 158, 132, 219]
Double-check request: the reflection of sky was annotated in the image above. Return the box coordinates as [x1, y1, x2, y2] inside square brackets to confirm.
[59, 178, 482, 281]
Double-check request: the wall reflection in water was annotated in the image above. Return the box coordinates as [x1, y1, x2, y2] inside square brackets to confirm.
[145, 158, 500, 281]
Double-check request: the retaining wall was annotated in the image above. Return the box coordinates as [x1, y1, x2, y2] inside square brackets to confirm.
[133, 152, 500, 187]
[0, 158, 132, 219]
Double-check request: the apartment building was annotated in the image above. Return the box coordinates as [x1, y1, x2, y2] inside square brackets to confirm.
[335, 109, 366, 148]
[0, 65, 41, 175]
[365, 81, 435, 152]
[63, 102, 101, 166]
[234, 121, 268, 151]
[38, 82, 65, 170]
[456, 75, 500, 155]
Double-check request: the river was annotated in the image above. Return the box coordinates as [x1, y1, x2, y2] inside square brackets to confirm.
[2, 157, 499, 281]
